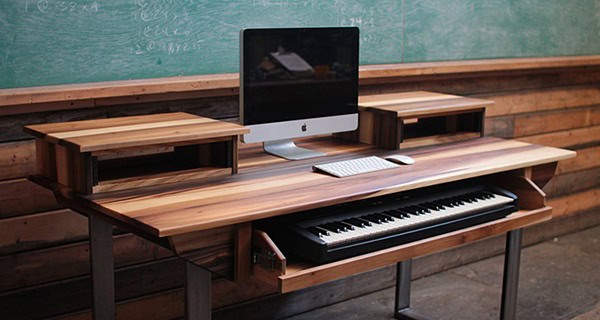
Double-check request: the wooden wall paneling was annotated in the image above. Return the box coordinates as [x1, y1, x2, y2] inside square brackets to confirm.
[548, 188, 600, 218]
[0, 257, 183, 320]
[0, 209, 86, 255]
[517, 125, 600, 149]
[484, 115, 515, 138]
[0, 140, 35, 181]
[35, 138, 56, 179]
[2, 57, 597, 115]
[0, 108, 108, 143]
[555, 145, 600, 175]
[543, 167, 600, 198]
[0, 233, 172, 292]
[168, 225, 236, 279]
[406, 68, 600, 96]
[56, 288, 184, 320]
[0, 178, 60, 218]
[477, 85, 600, 117]
[513, 106, 600, 137]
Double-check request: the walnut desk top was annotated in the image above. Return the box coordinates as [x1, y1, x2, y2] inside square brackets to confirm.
[37, 136, 574, 238]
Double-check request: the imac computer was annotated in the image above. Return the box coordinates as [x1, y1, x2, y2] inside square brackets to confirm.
[240, 27, 359, 160]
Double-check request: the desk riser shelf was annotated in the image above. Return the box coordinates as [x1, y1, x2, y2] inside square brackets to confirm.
[25, 112, 248, 194]
[337, 92, 491, 150]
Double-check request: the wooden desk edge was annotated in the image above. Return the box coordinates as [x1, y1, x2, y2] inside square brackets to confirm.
[97, 141, 576, 238]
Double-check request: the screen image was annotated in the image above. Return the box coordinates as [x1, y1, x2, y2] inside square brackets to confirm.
[242, 27, 359, 126]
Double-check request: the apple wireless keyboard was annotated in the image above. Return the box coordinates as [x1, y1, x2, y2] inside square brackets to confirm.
[313, 156, 399, 178]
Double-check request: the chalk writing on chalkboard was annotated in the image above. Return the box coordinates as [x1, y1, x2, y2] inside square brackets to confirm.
[25, 0, 99, 14]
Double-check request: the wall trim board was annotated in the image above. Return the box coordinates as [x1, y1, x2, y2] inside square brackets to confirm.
[1, 55, 599, 116]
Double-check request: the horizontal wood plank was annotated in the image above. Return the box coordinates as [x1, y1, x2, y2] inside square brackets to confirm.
[0, 257, 182, 319]
[25, 112, 248, 152]
[0, 209, 86, 255]
[0, 178, 59, 218]
[372, 68, 600, 96]
[480, 85, 600, 117]
[555, 146, 600, 175]
[514, 107, 600, 137]
[517, 125, 600, 149]
[543, 168, 600, 198]
[0, 140, 35, 181]
[0, 233, 172, 292]
[23, 112, 199, 138]
[548, 188, 600, 219]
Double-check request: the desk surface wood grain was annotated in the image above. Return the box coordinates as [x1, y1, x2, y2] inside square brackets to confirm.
[24, 112, 248, 152]
[71, 137, 575, 237]
[358, 91, 493, 117]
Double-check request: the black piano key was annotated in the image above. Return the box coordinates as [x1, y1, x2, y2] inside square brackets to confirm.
[481, 191, 496, 199]
[465, 192, 481, 202]
[320, 223, 342, 233]
[374, 213, 394, 222]
[421, 202, 444, 210]
[455, 195, 474, 203]
[447, 197, 463, 206]
[384, 210, 404, 219]
[472, 191, 488, 200]
[431, 200, 449, 208]
[331, 222, 350, 232]
[338, 221, 356, 230]
[400, 207, 418, 215]
[306, 226, 328, 237]
[363, 214, 384, 224]
[345, 218, 368, 228]
[355, 218, 373, 227]
[414, 205, 431, 213]
[439, 198, 456, 208]
[407, 206, 426, 215]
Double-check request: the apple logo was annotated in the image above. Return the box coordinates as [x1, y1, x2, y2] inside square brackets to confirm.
[301, 123, 307, 132]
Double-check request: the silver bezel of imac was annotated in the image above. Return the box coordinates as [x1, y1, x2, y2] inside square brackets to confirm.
[239, 27, 359, 161]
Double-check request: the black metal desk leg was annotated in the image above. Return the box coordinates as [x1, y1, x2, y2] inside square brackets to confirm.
[394, 260, 432, 320]
[185, 262, 212, 320]
[89, 214, 115, 320]
[500, 229, 523, 320]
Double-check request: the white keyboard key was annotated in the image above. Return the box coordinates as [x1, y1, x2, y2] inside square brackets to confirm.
[313, 156, 399, 178]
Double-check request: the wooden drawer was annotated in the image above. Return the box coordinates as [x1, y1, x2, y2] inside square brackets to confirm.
[251, 173, 552, 293]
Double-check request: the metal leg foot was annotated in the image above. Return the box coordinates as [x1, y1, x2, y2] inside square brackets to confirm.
[185, 262, 212, 320]
[394, 260, 432, 320]
[89, 214, 115, 320]
[500, 229, 523, 320]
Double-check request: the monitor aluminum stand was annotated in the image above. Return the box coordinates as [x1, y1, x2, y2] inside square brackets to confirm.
[263, 139, 325, 160]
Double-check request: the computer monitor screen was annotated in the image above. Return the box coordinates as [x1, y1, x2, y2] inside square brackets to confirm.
[240, 27, 359, 160]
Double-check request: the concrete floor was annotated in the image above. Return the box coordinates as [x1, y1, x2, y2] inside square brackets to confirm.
[284, 224, 600, 320]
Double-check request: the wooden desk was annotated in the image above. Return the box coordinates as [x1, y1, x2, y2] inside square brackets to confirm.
[32, 136, 575, 320]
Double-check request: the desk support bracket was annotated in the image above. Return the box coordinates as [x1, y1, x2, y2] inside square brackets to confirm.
[394, 229, 524, 320]
[501, 228, 523, 320]
[89, 214, 115, 320]
[186, 262, 212, 320]
[394, 259, 432, 320]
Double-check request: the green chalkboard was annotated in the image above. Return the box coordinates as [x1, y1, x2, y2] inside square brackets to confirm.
[0, 0, 599, 89]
